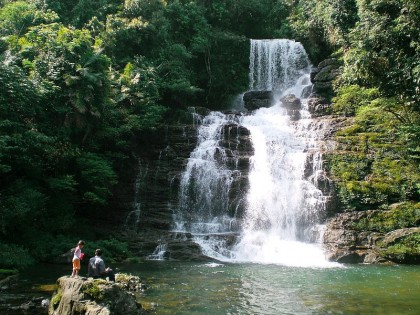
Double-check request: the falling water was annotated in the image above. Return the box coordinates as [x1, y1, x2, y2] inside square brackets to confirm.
[249, 39, 311, 93]
[175, 111, 243, 235]
[175, 39, 336, 267]
[125, 161, 145, 230]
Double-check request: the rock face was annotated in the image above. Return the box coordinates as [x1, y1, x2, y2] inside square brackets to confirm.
[106, 70, 418, 265]
[310, 58, 341, 97]
[323, 210, 420, 264]
[111, 104, 354, 262]
[243, 90, 273, 110]
[115, 108, 253, 260]
[49, 275, 146, 315]
[307, 95, 332, 117]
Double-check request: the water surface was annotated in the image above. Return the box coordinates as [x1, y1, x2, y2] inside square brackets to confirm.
[3, 261, 420, 315]
[128, 261, 420, 315]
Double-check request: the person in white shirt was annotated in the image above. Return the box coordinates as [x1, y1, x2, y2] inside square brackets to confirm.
[71, 240, 85, 278]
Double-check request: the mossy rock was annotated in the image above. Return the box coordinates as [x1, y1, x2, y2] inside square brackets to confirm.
[379, 228, 420, 264]
[351, 202, 420, 233]
[50, 275, 147, 315]
[81, 279, 108, 300]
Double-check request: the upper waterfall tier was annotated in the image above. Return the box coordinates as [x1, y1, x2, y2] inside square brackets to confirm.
[249, 39, 311, 93]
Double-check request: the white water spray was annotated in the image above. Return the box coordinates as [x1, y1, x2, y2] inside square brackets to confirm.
[175, 39, 337, 267]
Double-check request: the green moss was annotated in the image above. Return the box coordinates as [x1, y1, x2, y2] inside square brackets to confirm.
[332, 85, 380, 116]
[325, 87, 420, 211]
[351, 202, 420, 233]
[115, 273, 144, 292]
[380, 233, 420, 263]
[81, 280, 107, 300]
[51, 291, 62, 306]
[0, 269, 18, 276]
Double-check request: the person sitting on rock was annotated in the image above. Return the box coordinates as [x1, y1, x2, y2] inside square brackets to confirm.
[87, 249, 115, 282]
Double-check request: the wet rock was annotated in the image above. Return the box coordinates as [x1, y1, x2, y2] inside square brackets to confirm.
[307, 95, 331, 117]
[243, 91, 273, 110]
[323, 211, 380, 264]
[0, 273, 18, 291]
[280, 94, 301, 110]
[313, 81, 334, 95]
[313, 66, 341, 82]
[317, 58, 341, 69]
[14, 297, 50, 314]
[310, 67, 319, 81]
[279, 94, 302, 120]
[288, 109, 301, 121]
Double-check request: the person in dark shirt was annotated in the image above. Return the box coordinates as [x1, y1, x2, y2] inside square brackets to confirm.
[87, 249, 115, 282]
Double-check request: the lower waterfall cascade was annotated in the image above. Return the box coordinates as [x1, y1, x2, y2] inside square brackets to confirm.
[173, 39, 338, 267]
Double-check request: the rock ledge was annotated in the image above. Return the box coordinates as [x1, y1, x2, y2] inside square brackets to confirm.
[49, 274, 147, 315]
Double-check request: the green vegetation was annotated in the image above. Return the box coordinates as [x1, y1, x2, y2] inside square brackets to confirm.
[50, 291, 62, 307]
[83, 239, 129, 263]
[351, 203, 420, 233]
[0, 0, 419, 267]
[297, 0, 420, 212]
[380, 233, 420, 263]
[82, 279, 108, 300]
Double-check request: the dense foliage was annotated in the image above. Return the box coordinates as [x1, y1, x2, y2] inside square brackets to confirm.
[0, 0, 419, 267]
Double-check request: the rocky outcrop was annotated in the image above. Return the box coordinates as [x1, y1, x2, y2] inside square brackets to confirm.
[49, 275, 147, 315]
[0, 271, 18, 291]
[243, 91, 273, 110]
[280, 94, 301, 120]
[311, 58, 341, 97]
[307, 95, 332, 117]
[323, 210, 420, 264]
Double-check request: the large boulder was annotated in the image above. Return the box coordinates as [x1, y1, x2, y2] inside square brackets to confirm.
[323, 211, 388, 264]
[49, 275, 147, 315]
[243, 91, 273, 110]
[380, 227, 420, 264]
[323, 208, 420, 264]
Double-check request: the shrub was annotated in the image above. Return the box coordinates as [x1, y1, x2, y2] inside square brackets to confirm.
[0, 243, 34, 269]
[351, 202, 420, 233]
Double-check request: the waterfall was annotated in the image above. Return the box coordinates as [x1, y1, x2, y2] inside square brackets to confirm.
[249, 39, 311, 93]
[174, 111, 244, 235]
[175, 39, 335, 267]
[125, 161, 145, 230]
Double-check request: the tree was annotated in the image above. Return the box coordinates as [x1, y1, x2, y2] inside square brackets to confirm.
[8, 23, 112, 144]
[0, 1, 58, 36]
